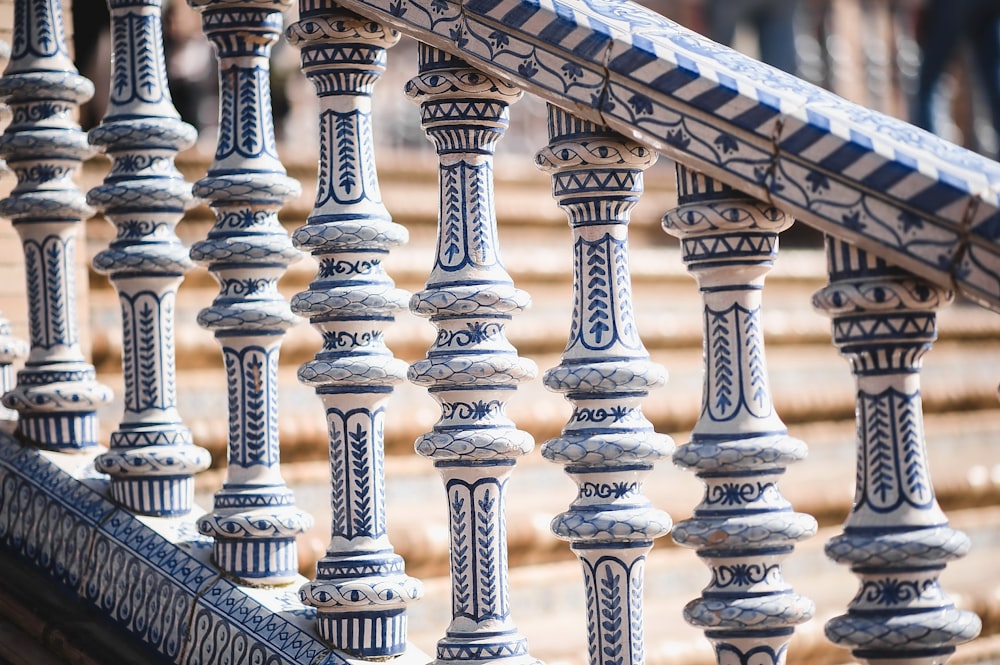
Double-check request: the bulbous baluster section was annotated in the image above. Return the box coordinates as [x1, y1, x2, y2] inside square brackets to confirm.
[813, 239, 980, 665]
[189, 0, 312, 586]
[534, 105, 672, 665]
[0, 0, 113, 449]
[662, 165, 816, 665]
[88, 0, 211, 516]
[287, 3, 422, 656]
[405, 44, 540, 665]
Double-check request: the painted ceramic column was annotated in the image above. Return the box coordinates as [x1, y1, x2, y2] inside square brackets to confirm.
[287, 4, 422, 656]
[0, 0, 113, 449]
[662, 166, 816, 665]
[405, 44, 540, 665]
[0, 38, 29, 436]
[189, 0, 312, 586]
[88, 0, 211, 516]
[535, 106, 672, 665]
[813, 239, 980, 665]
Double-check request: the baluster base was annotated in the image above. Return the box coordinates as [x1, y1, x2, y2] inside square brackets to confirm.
[107, 476, 194, 517]
[210, 536, 300, 586]
[199, 487, 313, 586]
[96, 427, 212, 515]
[16, 412, 100, 451]
[316, 609, 407, 658]
[301, 551, 422, 657]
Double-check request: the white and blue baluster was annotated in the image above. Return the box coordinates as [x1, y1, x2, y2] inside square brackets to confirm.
[88, 0, 211, 516]
[405, 44, 540, 665]
[662, 166, 816, 665]
[287, 4, 422, 655]
[813, 240, 980, 665]
[0, 0, 113, 449]
[535, 106, 672, 665]
[189, 0, 312, 586]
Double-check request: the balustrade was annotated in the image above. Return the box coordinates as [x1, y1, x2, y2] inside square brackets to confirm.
[0, 0, 992, 662]
[188, 0, 312, 586]
[0, 39, 28, 436]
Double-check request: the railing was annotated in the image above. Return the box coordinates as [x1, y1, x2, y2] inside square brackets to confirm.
[0, 0, 995, 664]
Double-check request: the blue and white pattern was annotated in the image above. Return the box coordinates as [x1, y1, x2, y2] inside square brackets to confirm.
[286, 4, 422, 656]
[406, 44, 539, 665]
[188, 0, 312, 586]
[664, 166, 816, 665]
[0, 432, 349, 665]
[536, 105, 673, 665]
[813, 241, 981, 664]
[333, 0, 1000, 312]
[0, 0, 113, 450]
[88, 0, 211, 517]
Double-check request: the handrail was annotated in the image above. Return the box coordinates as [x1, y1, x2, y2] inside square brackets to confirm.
[332, 0, 1000, 312]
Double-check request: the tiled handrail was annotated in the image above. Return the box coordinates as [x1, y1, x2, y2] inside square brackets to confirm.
[331, 0, 1000, 312]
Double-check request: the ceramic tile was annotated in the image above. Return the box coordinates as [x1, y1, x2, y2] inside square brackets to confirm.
[956, 238, 1000, 308]
[84, 528, 205, 662]
[464, 0, 630, 48]
[187, 577, 337, 665]
[460, 13, 605, 116]
[785, 97, 1000, 199]
[350, 0, 462, 49]
[603, 79, 774, 204]
[770, 155, 959, 286]
[969, 186, 1000, 244]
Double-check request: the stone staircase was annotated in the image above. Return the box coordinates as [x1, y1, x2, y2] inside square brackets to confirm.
[76, 148, 1000, 665]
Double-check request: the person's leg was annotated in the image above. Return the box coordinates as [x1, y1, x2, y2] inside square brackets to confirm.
[914, 0, 965, 132]
[968, 4, 1000, 155]
[756, 0, 799, 73]
[705, 0, 743, 47]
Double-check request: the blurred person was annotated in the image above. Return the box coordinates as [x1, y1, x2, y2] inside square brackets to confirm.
[913, 0, 1000, 156]
[704, 0, 800, 74]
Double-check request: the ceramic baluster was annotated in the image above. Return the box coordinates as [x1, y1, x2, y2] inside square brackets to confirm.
[405, 44, 540, 665]
[0, 0, 113, 449]
[662, 165, 816, 665]
[813, 239, 981, 665]
[287, 3, 422, 655]
[189, 0, 312, 586]
[88, 0, 211, 516]
[0, 38, 29, 436]
[534, 105, 672, 665]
